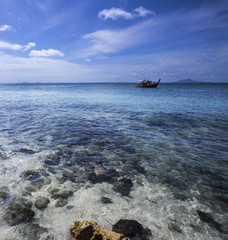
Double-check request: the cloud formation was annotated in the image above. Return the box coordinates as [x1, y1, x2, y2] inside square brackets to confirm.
[0, 24, 12, 31]
[98, 7, 154, 20]
[82, 2, 228, 58]
[29, 49, 64, 57]
[0, 40, 36, 51]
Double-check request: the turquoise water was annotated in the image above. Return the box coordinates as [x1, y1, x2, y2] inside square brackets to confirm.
[0, 83, 227, 239]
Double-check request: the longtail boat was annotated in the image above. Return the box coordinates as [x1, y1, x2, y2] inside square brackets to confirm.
[135, 79, 161, 88]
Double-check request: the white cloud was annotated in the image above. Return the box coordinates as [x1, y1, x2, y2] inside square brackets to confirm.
[98, 7, 153, 20]
[29, 49, 64, 57]
[0, 40, 35, 51]
[0, 41, 22, 50]
[81, 2, 228, 58]
[98, 8, 132, 20]
[80, 20, 156, 58]
[23, 42, 36, 51]
[0, 25, 12, 31]
[134, 7, 155, 17]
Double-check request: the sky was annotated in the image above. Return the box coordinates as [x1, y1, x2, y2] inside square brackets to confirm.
[0, 0, 227, 83]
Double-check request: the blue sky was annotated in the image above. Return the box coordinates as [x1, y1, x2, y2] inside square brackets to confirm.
[0, 0, 227, 83]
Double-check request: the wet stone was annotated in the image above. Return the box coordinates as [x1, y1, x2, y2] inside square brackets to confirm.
[55, 198, 68, 207]
[34, 197, 50, 209]
[101, 196, 113, 204]
[168, 222, 182, 233]
[21, 170, 41, 181]
[3, 199, 35, 225]
[113, 178, 133, 197]
[112, 219, 151, 239]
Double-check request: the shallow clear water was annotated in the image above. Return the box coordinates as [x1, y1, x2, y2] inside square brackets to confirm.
[0, 83, 227, 240]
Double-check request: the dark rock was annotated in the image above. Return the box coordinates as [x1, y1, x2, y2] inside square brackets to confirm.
[87, 172, 98, 183]
[51, 190, 73, 199]
[134, 164, 146, 174]
[17, 148, 36, 154]
[0, 186, 9, 202]
[168, 222, 182, 233]
[34, 197, 50, 209]
[66, 205, 74, 210]
[55, 198, 68, 207]
[21, 170, 41, 181]
[59, 170, 77, 183]
[112, 219, 151, 239]
[113, 178, 133, 197]
[196, 210, 224, 233]
[3, 200, 35, 225]
[101, 196, 112, 204]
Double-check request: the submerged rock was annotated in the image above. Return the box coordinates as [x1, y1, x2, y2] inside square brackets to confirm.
[216, 193, 228, 204]
[196, 210, 224, 233]
[3, 199, 35, 225]
[70, 220, 130, 240]
[34, 197, 50, 209]
[25, 178, 45, 193]
[163, 177, 189, 191]
[51, 189, 73, 199]
[88, 165, 119, 184]
[16, 148, 36, 154]
[55, 198, 68, 207]
[101, 196, 112, 204]
[18, 223, 48, 239]
[0, 186, 9, 202]
[168, 222, 182, 233]
[21, 170, 41, 181]
[113, 178, 133, 197]
[112, 219, 151, 239]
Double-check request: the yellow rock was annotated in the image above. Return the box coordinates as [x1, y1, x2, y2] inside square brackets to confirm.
[70, 220, 130, 240]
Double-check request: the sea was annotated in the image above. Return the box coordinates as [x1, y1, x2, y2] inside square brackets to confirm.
[0, 83, 227, 240]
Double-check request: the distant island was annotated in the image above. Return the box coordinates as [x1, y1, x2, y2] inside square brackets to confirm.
[172, 79, 202, 83]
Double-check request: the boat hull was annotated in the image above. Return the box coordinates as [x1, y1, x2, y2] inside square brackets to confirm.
[135, 79, 160, 88]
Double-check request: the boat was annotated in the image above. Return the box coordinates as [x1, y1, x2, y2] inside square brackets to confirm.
[135, 79, 161, 88]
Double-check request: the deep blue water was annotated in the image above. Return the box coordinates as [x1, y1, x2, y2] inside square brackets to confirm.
[0, 83, 227, 239]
